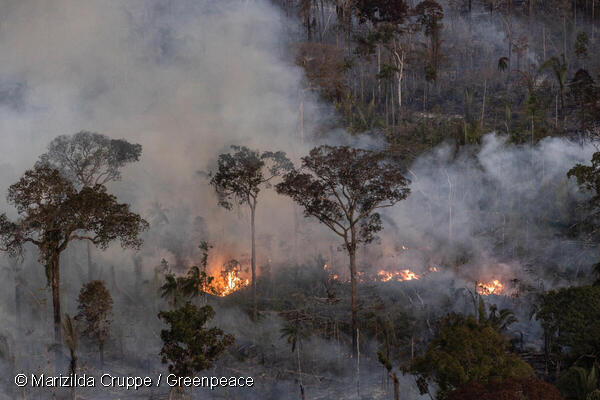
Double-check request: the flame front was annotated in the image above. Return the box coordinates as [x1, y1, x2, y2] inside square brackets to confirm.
[477, 279, 504, 295]
[377, 269, 420, 282]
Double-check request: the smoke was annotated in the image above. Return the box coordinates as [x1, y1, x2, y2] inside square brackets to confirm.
[0, 0, 598, 398]
[0, 0, 329, 266]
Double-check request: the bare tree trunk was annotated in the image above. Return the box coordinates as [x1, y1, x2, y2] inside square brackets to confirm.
[356, 327, 360, 399]
[250, 202, 257, 321]
[392, 47, 405, 117]
[481, 79, 487, 127]
[50, 254, 62, 369]
[87, 240, 94, 282]
[349, 236, 358, 356]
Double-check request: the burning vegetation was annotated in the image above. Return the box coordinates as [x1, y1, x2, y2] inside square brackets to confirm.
[477, 280, 505, 296]
[377, 269, 420, 282]
[206, 259, 250, 297]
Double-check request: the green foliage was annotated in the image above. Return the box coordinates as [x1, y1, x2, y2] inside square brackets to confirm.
[158, 302, 234, 377]
[557, 365, 599, 400]
[377, 350, 393, 372]
[536, 286, 600, 361]
[409, 314, 533, 399]
[159, 258, 214, 308]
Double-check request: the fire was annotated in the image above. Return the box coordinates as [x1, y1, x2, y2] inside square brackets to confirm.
[210, 270, 249, 297]
[477, 279, 504, 295]
[204, 255, 250, 297]
[377, 269, 420, 282]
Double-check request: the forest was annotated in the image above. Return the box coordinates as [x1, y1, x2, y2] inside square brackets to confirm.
[0, 0, 600, 399]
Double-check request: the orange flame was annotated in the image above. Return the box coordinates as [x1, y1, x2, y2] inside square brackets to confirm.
[377, 269, 420, 282]
[477, 279, 504, 295]
[210, 270, 249, 297]
[203, 254, 250, 297]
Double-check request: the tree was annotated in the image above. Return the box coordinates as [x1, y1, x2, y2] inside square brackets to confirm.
[160, 254, 213, 309]
[535, 286, 600, 364]
[446, 377, 564, 400]
[76, 280, 113, 367]
[276, 145, 410, 353]
[569, 69, 598, 135]
[409, 314, 534, 399]
[0, 165, 148, 364]
[158, 302, 234, 399]
[356, 0, 411, 116]
[414, 0, 444, 79]
[568, 156, 600, 284]
[209, 146, 292, 321]
[557, 365, 599, 400]
[37, 131, 142, 281]
[540, 55, 568, 127]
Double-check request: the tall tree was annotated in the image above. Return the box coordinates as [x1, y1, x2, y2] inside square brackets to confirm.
[568, 153, 600, 283]
[276, 145, 410, 353]
[414, 0, 444, 79]
[0, 165, 148, 364]
[36, 131, 142, 281]
[208, 146, 292, 321]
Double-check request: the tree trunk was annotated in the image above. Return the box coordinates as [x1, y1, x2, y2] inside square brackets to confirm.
[87, 240, 94, 282]
[349, 237, 358, 356]
[50, 254, 62, 368]
[70, 352, 77, 400]
[250, 203, 257, 321]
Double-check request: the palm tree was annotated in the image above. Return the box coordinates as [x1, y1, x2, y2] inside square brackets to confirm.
[487, 304, 517, 332]
[160, 273, 183, 309]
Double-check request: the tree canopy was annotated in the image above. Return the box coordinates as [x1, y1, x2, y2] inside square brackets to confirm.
[536, 285, 600, 363]
[36, 131, 142, 187]
[158, 302, 234, 377]
[409, 314, 534, 399]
